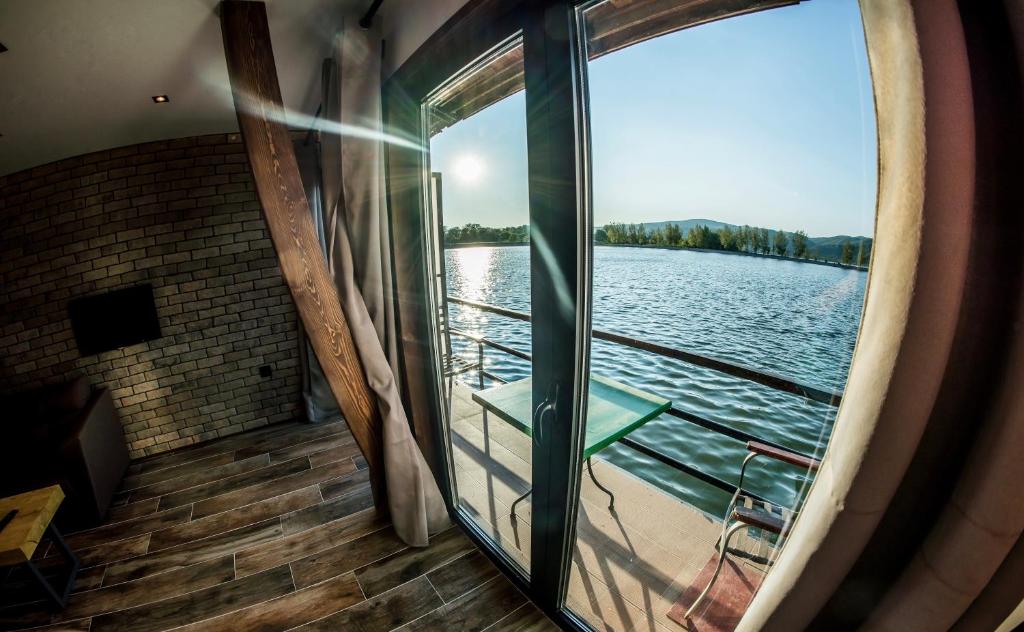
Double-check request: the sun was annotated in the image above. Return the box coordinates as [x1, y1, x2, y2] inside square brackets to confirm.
[452, 154, 485, 184]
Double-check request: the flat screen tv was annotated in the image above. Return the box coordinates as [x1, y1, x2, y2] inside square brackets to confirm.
[68, 284, 162, 356]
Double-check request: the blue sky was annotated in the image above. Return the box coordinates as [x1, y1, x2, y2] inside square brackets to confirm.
[429, 0, 876, 238]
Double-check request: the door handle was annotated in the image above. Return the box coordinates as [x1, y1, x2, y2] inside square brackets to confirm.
[533, 383, 559, 445]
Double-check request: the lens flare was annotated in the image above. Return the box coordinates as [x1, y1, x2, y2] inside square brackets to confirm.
[452, 154, 485, 184]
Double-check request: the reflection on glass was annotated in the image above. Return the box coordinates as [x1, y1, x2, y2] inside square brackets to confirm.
[567, 1, 877, 629]
[425, 38, 533, 574]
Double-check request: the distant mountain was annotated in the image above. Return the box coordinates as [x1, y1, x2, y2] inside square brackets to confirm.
[601, 218, 872, 262]
[639, 218, 732, 234]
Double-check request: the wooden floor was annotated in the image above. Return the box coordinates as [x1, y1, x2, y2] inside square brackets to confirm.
[449, 384, 772, 632]
[0, 420, 555, 632]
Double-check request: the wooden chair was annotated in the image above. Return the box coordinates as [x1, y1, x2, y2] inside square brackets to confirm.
[684, 441, 821, 619]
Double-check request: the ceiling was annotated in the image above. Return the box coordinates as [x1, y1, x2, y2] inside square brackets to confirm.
[0, 0, 363, 176]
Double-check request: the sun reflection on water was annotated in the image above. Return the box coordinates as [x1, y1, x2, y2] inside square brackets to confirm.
[449, 247, 496, 332]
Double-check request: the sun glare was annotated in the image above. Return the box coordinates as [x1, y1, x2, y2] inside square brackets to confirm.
[452, 154, 485, 184]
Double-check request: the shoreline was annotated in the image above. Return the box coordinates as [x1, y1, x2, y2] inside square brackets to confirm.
[599, 243, 870, 272]
[444, 241, 869, 271]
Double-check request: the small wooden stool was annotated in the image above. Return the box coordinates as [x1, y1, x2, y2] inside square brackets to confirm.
[0, 485, 79, 609]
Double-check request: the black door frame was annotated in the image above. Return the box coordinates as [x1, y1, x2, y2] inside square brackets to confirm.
[382, 0, 592, 626]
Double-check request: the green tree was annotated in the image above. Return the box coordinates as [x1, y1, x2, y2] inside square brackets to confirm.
[739, 225, 754, 252]
[773, 230, 788, 256]
[857, 240, 870, 266]
[594, 228, 609, 243]
[840, 240, 854, 264]
[791, 230, 809, 258]
[605, 222, 627, 244]
[626, 223, 646, 244]
[718, 226, 739, 251]
[687, 224, 719, 249]
[665, 223, 683, 245]
[758, 227, 771, 254]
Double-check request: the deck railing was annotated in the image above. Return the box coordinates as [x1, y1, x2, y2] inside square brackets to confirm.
[445, 295, 837, 501]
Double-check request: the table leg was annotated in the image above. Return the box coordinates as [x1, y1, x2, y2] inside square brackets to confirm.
[510, 488, 531, 521]
[24, 523, 79, 610]
[586, 457, 615, 511]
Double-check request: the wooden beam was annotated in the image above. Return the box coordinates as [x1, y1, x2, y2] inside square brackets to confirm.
[219, 0, 386, 508]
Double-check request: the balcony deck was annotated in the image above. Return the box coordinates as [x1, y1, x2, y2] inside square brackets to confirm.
[449, 382, 774, 632]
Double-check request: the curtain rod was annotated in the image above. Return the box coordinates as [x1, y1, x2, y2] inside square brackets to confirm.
[359, 0, 385, 29]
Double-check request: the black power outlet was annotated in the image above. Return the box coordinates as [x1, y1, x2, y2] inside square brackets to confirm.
[259, 365, 273, 378]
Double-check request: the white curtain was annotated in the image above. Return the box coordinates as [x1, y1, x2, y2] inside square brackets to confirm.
[319, 17, 449, 546]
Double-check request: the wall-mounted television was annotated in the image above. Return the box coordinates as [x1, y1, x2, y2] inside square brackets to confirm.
[68, 284, 162, 356]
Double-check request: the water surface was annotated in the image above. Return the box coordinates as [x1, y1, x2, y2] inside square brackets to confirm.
[446, 245, 866, 516]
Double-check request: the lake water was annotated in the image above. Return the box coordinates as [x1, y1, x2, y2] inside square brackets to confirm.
[445, 245, 867, 517]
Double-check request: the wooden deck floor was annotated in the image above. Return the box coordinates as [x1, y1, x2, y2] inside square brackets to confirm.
[0, 419, 555, 632]
[449, 384, 772, 632]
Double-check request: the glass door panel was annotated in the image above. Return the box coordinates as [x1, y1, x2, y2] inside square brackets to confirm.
[567, 1, 877, 629]
[424, 39, 534, 574]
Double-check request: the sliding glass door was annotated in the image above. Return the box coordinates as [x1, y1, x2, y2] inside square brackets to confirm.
[413, 1, 587, 607]
[565, 0, 876, 630]
[423, 37, 536, 573]
[386, 0, 875, 629]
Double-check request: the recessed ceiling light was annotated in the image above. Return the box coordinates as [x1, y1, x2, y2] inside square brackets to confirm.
[152, 95, 170, 103]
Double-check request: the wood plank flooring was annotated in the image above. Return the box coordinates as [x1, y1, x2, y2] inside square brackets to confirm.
[0, 420, 555, 632]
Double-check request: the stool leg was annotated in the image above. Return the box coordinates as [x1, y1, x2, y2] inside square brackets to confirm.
[24, 559, 64, 610]
[685, 521, 748, 620]
[47, 523, 80, 607]
[24, 523, 80, 610]
[586, 457, 615, 511]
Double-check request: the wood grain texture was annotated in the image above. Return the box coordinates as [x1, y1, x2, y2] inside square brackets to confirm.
[487, 602, 559, 631]
[426, 550, 500, 603]
[147, 486, 321, 552]
[319, 466, 371, 501]
[354, 526, 473, 598]
[290, 526, 408, 589]
[39, 533, 150, 569]
[102, 518, 283, 586]
[2, 419, 527, 632]
[64, 506, 191, 551]
[0, 485, 64, 565]
[295, 576, 443, 631]
[156, 454, 303, 510]
[190, 458, 355, 519]
[268, 431, 356, 464]
[235, 509, 387, 578]
[126, 422, 292, 476]
[61, 556, 235, 623]
[283, 484, 375, 535]
[397, 576, 526, 631]
[174, 572, 363, 632]
[133, 453, 272, 503]
[105, 497, 161, 524]
[119, 452, 238, 492]
[230, 422, 347, 462]
[90, 565, 295, 632]
[219, 0, 385, 508]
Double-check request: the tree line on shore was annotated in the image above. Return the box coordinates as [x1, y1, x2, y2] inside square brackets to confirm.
[442, 221, 870, 266]
[444, 223, 529, 245]
[597, 222, 870, 266]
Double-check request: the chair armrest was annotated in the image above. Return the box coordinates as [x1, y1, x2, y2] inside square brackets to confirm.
[733, 506, 786, 534]
[746, 441, 821, 471]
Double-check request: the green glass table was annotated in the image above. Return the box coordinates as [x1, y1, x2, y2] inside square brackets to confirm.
[471, 374, 671, 516]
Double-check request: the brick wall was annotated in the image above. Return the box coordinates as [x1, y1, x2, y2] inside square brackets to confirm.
[0, 133, 303, 458]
